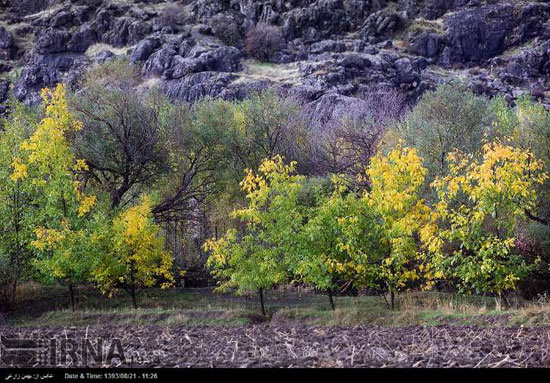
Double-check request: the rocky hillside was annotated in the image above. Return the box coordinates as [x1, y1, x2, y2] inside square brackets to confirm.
[1, 0, 550, 116]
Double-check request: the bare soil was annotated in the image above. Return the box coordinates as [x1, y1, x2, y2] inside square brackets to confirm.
[1, 324, 549, 368]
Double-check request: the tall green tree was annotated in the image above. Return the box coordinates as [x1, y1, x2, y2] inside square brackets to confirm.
[204, 156, 303, 316]
[15, 84, 98, 311]
[0, 102, 38, 309]
[398, 82, 493, 182]
[295, 176, 382, 309]
[492, 95, 550, 226]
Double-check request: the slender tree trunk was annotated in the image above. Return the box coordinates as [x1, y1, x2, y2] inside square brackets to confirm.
[112, 180, 131, 209]
[496, 291, 509, 311]
[11, 186, 21, 309]
[68, 283, 76, 312]
[9, 276, 17, 307]
[502, 291, 509, 309]
[131, 290, 138, 310]
[123, 285, 139, 310]
[328, 289, 335, 311]
[259, 288, 266, 317]
[390, 290, 395, 310]
[130, 282, 138, 310]
[128, 261, 138, 309]
[381, 292, 391, 309]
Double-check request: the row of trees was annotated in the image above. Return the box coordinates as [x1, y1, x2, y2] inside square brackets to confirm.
[0, 85, 173, 310]
[0, 59, 317, 310]
[0, 58, 549, 314]
[205, 140, 547, 313]
[204, 84, 550, 314]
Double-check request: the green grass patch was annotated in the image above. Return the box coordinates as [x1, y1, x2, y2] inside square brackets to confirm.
[9, 306, 257, 328]
[6, 284, 550, 328]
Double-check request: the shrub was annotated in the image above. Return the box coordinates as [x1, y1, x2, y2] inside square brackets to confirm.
[244, 24, 285, 62]
[211, 16, 242, 46]
[157, 4, 186, 28]
[397, 82, 493, 181]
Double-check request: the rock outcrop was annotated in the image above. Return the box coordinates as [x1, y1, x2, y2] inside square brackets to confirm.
[0, 0, 549, 116]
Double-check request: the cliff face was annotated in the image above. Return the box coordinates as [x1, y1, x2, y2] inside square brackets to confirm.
[0, 0, 549, 115]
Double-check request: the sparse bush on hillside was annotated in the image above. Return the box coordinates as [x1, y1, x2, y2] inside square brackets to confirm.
[244, 24, 286, 62]
[211, 16, 242, 46]
[157, 4, 186, 28]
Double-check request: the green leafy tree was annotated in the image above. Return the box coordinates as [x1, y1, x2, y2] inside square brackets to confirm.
[398, 82, 492, 182]
[492, 95, 550, 226]
[204, 156, 303, 316]
[14, 84, 98, 311]
[430, 140, 548, 308]
[295, 176, 382, 309]
[0, 102, 38, 309]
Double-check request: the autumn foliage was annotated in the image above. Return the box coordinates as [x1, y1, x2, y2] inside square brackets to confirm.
[0, 75, 549, 315]
[205, 141, 547, 312]
[0, 85, 174, 310]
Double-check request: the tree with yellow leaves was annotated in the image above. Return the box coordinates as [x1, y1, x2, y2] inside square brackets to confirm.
[363, 145, 439, 309]
[13, 84, 98, 311]
[92, 195, 174, 309]
[204, 155, 303, 316]
[430, 140, 548, 308]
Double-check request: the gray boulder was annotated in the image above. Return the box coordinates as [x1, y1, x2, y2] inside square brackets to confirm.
[409, 32, 442, 59]
[441, 3, 550, 65]
[143, 42, 178, 76]
[14, 53, 88, 104]
[130, 38, 161, 63]
[0, 27, 15, 60]
[36, 29, 72, 54]
[395, 57, 419, 84]
[305, 92, 371, 128]
[0, 79, 10, 103]
[162, 72, 236, 102]
[67, 25, 97, 53]
[95, 50, 116, 63]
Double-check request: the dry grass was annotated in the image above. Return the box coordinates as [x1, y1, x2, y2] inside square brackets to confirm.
[85, 43, 132, 58]
[398, 290, 493, 314]
[231, 60, 302, 86]
[406, 17, 445, 35]
[14, 281, 45, 304]
[137, 76, 162, 91]
[23, 5, 63, 21]
[510, 304, 550, 326]
[393, 39, 411, 51]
